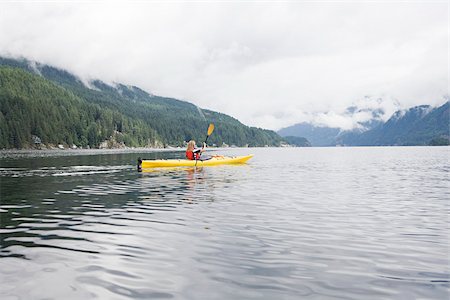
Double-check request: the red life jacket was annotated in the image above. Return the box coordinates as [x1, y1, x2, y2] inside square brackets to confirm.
[186, 150, 200, 160]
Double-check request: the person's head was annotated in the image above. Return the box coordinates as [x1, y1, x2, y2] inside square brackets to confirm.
[187, 140, 196, 151]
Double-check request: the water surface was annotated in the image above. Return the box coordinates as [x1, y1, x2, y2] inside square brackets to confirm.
[1, 147, 449, 299]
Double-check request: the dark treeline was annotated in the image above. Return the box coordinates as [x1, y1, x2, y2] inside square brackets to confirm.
[0, 60, 283, 149]
[0, 67, 159, 149]
[282, 136, 311, 147]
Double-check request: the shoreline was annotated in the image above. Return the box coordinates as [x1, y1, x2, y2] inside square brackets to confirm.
[0, 147, 244, 159]
[1, 145, 445, 159]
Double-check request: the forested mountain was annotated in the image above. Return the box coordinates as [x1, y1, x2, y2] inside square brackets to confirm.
[278, 123, 340, 146]
[339, 102, 449, 146]
[282, 136, 311, 147]
[0, 57, 283, 149]
[279, 102, 449, 146]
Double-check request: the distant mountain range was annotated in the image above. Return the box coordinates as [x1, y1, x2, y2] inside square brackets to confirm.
[0, 57, 283, 149]
[1, 56, 447, 149]
[279, 101, 449, 146]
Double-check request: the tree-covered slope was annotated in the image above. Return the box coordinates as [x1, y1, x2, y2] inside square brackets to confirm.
[0, 57, 283, 149]
[282, 136, 311, 147]
[406, 102, 449, 145]
[341, 103, 449, 146]
[0, 67, 160, 149]
[278, 102, 449, 147]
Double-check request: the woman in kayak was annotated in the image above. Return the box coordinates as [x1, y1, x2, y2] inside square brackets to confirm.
[186, 140, 206, 160]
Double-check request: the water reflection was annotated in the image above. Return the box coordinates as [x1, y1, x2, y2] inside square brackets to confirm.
[0, 148, 449, 300]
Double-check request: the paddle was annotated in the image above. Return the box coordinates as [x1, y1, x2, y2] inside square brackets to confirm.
[196, 123, 214, 166]
[204, 123, 215, 145]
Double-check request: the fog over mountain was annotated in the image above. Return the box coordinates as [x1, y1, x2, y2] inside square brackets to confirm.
[297, 96, 402, 131]
[278, 100, 449, 146]
[0, 2, 447, 130]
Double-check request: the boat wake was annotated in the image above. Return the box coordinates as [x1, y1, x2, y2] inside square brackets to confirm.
[0, 165, 133, 177]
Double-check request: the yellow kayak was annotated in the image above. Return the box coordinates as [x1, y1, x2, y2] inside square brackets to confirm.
[138, 154, 254, 169]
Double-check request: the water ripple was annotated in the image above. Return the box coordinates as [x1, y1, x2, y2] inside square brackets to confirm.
[1, 148, 449, 299]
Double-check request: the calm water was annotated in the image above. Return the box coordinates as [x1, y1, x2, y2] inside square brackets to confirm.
[0, 147, 449, 299]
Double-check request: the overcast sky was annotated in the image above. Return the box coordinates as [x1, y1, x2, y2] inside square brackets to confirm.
[0, 1, 448, 130]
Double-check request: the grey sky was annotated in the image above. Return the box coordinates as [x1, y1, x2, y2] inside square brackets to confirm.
[0, 1, 448, 130]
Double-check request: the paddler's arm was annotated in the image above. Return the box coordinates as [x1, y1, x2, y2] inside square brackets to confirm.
[193, 143, 207, 153]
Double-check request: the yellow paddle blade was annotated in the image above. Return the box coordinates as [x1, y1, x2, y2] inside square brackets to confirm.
[207, 123, 215, 136]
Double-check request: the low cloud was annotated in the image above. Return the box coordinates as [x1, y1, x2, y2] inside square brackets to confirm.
[0, 2, 447, 130]
[310, 96, 401, 130]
